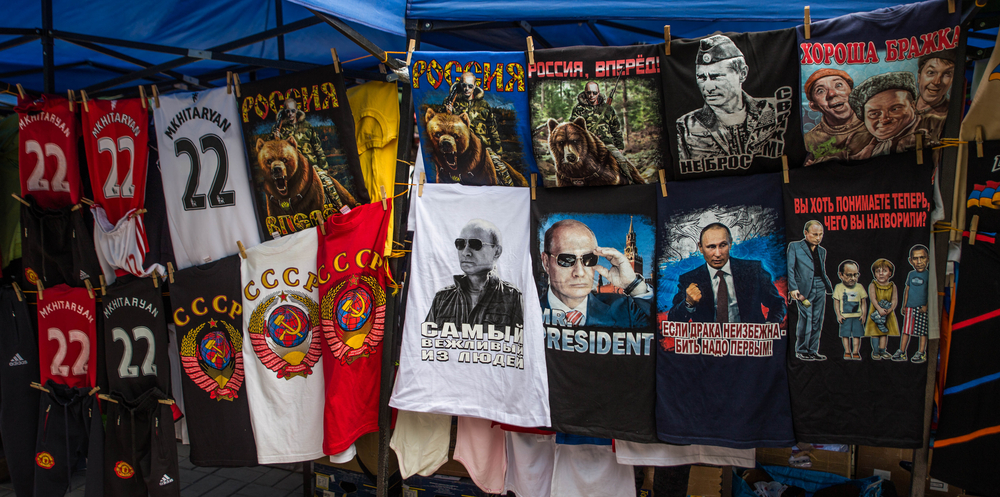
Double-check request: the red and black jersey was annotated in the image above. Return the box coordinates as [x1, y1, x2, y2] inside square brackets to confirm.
[82, 98, 149, 225]
[318, 201, 392, 454]
[15, 95, 83, 210]
[37, 284, 97, 388]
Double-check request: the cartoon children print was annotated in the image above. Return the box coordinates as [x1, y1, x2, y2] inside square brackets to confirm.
[832, 260, 867, 360]
[865, 258, 899, 361]
[895, 245, 929, 363]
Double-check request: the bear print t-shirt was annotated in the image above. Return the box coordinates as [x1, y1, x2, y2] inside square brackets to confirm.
[527, 45, 666, 188]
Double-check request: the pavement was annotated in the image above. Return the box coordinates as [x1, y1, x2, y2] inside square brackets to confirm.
[0, 443, 312, 497]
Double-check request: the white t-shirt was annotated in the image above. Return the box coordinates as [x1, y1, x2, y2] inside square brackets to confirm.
[92, 205, 164, 285]
[390, 410, 451, 479]
[613, 440, 755, 467]
[505, 432, 555, 497]
[550, 440, 633, 497]
[390, 183, 550, 427]
[240, 229, 325, 463]
[153, 87, 261, 270]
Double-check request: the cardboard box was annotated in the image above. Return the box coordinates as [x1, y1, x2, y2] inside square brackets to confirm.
[856, 446, 964, 497]
[687, 465, 722, 497]
[313, 463, 378, 497]
[402, 474, 495, 497]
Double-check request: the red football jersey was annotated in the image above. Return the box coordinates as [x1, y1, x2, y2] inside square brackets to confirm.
[15, 95, 83, 210]
[318, 201, 392, 454]
[37, 284, 97, 388]
[82, 98, 149, 225]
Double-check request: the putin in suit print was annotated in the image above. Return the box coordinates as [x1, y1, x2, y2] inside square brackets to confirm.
[787, 220, 834, 361]
[667, 223, 786, 325]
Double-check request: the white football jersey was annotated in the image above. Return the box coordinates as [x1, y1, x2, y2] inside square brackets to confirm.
[92, 205, 165, 285]
[153, 88, 261, 270]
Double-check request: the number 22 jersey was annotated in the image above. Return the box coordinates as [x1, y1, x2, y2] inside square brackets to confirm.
[153, 88, 261, 270]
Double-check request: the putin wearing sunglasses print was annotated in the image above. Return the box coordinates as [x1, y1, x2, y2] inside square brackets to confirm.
[540, 219, 651, 328]
[424, 219, 524, 329]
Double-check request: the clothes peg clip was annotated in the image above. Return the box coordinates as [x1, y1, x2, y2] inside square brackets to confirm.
[99, 274, 107, 296]
[976, 126, 984, 158]
[948, 0, 955, 13]
[98, 394, 118, 404]
[970, 215, 980, 245]
[380, 185, 388, 211]
[80, 197, 94, 206]
[406, 39, 416, 66]
[167, 262, 175, 284]
[782, 156, 790, 184]
[152, 270, 160, 289]
[319, 221, 326, 236]
[67, 89, 75, 112]
[71, 203, 82, 212]
[151, 85, 160, 108]
[804, 7, 811, 40]
[527, 36, 535, 65]
[88, 386, 100, 396]
[11, 282, 23, 302]
[16, 84, 25, 99]
[237, 241, 247, 259]
[331, 48, 341, 73]
[128, 208, 147, 220]
[11, 193, 30, 207]
[233, 73, 242, 98]
[419, 172, 426, 197]
[30, 382, 50, 393]
[138, 85, 147, 109]
[658, 169, 668, 197]
[35, 279, 43, 301]
[530, 173, 537, 200]
[80, 90, 90, 113]
[84, 279, 94, 299]
[916, 134, 924, 165]
[663, 26, 671, 56]
[226, 71, 233, 95]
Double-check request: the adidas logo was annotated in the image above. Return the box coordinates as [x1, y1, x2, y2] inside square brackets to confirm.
[159, 474, 174, 486]
[8, 354, 27, 367]
[79, 270, 90, 280]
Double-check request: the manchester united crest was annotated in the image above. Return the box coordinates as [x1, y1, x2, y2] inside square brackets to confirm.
[180, 319, 245, 400]
[321, 274, 386, 364]
[248, 290, 322, 379]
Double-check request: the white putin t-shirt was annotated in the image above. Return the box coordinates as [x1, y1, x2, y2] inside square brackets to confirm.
[390, 183, 550, 427]
[240, 229, 325, 463]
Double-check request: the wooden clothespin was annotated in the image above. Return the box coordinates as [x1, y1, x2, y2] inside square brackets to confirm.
[16, 83, 25, 99]
[916, 134, 924, 165]
[30, 382, 50, 393]
[948, 0, 955, 13]
[530, 173, 537, 200]
[233, 73, 242, 98]
[418, 172, 426, 197]
[152, 270, 160, 288]
[98, 394, 118, 404]
[331, 48, 341, 73]
[237, 241, 247, 259]
[319, 221, 326, 236]
[976, 126, 984, 158]
[98, 274, 107, 296]
[11, 282, 23, 302]
[226, 71, 233, 95]
[782, 156, 790, 184]
[67, 89, 75, 112]
[804, 6, 812, 40]
[380, 185, 388, 211]
[151, 85, 160, 108]
[80, 89, 90, 112]
[406, 39, 416, 66]
[88, 386, 100, 396]
[970, 215, 981, 245]
[11, 193, 30, 207]
[35, 279, 43, 301]
[80, 197, 94, 206]
[379, 63, 387, 74]
[84, 279, 94, 299]
[128, 208, 147, 220]
[138, 85, 147, 109]
[663, 26, 671, 56]
[527, 36, 535, 65]
[658, 169, 668, 197]
[167, 262, 175, 284]
[71, 203, 82, 211]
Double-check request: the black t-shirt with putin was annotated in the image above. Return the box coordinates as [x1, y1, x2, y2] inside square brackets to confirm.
[530, 184, 658, 441]
[661, 29, 804, 180]
[783, 154, 933, 447]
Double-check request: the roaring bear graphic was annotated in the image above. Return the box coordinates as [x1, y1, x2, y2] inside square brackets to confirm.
[424, 109, 527, 186]
[255, 136, 356, 218]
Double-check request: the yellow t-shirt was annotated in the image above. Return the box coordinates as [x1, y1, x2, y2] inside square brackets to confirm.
[347, 81, 399, 256]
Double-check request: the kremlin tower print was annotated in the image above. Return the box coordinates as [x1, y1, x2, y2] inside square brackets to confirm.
[595, 217, 649, 294]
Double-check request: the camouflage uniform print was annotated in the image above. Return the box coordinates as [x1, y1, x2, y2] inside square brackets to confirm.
[272, 110, 344, 208]
[448, 85, 518, 186]
[571, 92, 624, 150]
